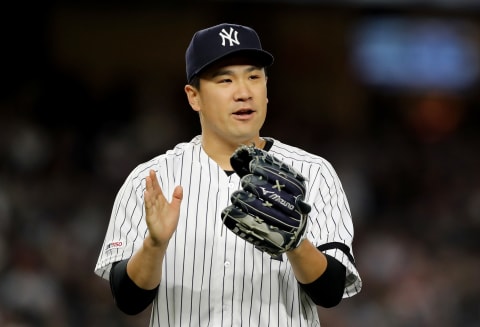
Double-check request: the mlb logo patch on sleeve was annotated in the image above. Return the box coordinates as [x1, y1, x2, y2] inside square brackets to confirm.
[105, 241, 124, 251]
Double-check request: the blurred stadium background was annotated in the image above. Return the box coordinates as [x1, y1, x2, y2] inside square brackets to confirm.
[1, 1, 479, 326]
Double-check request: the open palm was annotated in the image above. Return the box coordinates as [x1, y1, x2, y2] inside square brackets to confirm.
[144, 169, 183, 247]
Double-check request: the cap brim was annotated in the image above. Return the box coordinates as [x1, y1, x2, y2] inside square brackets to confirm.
[190, 49, 274, 82]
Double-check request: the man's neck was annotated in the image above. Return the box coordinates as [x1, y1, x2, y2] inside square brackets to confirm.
[201, 135, 265, 171]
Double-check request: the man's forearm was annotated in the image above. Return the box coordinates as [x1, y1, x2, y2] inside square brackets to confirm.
[287, 239, 346, 307]
[110, 259, 158, 315]
[287, 239, 328, 283]
[127, 235, 168, 290]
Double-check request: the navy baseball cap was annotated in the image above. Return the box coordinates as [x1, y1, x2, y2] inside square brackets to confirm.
[185, 23, 274, 83]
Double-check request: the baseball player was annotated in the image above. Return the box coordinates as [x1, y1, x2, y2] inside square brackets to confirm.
[94, 23, 362, 326]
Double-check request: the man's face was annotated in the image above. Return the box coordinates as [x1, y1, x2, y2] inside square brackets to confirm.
[187, 57, 268, 146]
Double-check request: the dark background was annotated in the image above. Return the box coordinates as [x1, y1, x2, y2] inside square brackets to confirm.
[1, 1, 479, 326]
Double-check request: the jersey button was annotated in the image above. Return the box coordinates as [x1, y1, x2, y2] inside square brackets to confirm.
[224, 261, 231, 268]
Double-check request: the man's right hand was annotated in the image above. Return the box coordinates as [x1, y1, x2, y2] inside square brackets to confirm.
[144, 169, 183, 248]
[125, 170, 183, 290]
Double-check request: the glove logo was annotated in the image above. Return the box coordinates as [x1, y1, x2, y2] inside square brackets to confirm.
[260, 187, 275, 196]
[260, 187, 295, 210]
[219, 27, 240, 47]
[268, 193, 295, 210]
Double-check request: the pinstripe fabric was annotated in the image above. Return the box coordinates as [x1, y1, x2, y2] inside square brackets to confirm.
[95, 135, 362, 326]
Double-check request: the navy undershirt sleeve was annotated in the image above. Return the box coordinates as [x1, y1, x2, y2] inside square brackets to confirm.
[298, 253, 347, 308]
[109, 259, 158, 315]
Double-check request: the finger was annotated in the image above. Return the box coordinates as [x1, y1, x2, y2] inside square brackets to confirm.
[149, 169, 165, 199]
[144, 174, 155, 211]
[144, 170, 165, 211]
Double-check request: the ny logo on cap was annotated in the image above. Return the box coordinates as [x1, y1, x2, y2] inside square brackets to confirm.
[219, 27, 240, 47]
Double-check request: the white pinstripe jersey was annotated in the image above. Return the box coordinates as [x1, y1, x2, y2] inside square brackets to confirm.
[95, 135, 362, 327]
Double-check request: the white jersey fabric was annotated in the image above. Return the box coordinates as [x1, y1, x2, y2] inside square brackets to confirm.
[95, 135, 362, 327]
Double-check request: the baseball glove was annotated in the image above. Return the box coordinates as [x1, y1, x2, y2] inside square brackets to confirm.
[221, 145, 311, 258]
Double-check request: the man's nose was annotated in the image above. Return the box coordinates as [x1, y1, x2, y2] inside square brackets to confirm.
[234, 80, 252, 101]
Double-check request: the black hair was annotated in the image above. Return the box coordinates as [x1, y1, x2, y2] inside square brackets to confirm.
[188, 75, 201, 90]
[187, 66, 268, 91]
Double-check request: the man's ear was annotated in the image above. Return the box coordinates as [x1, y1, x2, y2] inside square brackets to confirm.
[184, 84, 200, 112]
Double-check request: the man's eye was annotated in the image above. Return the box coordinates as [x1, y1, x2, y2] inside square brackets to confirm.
[219, 79, 232, 83]
[249, 75, 260, 80]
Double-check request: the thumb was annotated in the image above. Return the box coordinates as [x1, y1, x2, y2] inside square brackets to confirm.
[171, 185, 183, 210]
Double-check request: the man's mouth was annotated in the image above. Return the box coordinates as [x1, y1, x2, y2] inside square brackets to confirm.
[233, 109, 254, 116]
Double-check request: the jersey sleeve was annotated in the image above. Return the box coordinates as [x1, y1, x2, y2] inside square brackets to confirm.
[94, 167, 149, 280]
[305, 159, 362, 298]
